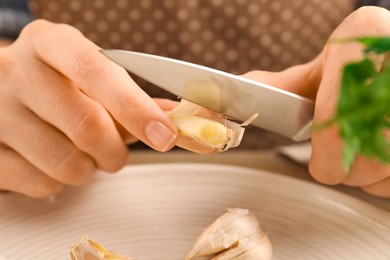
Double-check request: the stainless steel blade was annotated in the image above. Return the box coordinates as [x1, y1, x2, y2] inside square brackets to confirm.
[102, 49, 314, 141]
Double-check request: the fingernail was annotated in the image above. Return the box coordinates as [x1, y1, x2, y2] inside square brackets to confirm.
[145, 121, 177, 152]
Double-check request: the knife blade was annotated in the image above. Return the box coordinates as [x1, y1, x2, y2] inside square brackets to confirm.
[101, 49, 314, 141]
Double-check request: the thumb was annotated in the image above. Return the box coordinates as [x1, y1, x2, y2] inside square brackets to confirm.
[241, 56, 322, 100]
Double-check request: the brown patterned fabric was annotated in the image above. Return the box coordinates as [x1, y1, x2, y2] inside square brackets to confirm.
[28, 0, 356, 150]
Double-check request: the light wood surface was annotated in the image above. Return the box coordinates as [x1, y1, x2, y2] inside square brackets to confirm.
[129, 150, 390, 212]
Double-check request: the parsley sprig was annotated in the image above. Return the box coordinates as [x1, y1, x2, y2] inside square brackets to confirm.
[326, 37, 390, 172]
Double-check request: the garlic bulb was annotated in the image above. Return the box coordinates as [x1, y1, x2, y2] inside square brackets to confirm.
[167, 100, 257, 154]
[69, 209, 271, 260]
[185, 208, 272, 260]
[70, 235, 136, 260]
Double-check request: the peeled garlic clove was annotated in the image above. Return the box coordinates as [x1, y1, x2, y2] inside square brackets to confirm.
[168, 100, 256, 154]
[70, 235, 135, 260]
[171, 115, 234, 154]
[211, 234, 272, 260]
[185, 208, 268, 259]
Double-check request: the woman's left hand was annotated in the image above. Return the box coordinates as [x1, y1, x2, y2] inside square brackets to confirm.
[241, 6, 390, 197]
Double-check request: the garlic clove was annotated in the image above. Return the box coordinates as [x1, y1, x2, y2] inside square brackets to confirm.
[185, 208, 269, 260]
[171, 115, 234, 154]
[168, 100, 256, 154]
[172, 115, 229, 148]
[211, 233, 272, 260]
[70, 235, 135, 260]
[167, 98, 223, 119]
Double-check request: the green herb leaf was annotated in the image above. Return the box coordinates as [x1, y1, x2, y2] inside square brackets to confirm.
[356, 37, 390, 54]
[328, 37, 390, 172]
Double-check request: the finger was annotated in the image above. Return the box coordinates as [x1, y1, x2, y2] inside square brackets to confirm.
[240, 56, 322, 99]
[342, 155, 390, 187]
[361, 177, 390, 198]
[0, 144, 63, 198]
[310, 6, 390, 185]
[114, 118, 138, 145]
[239, 56, 345, 185]
[0, 101, 96, 186]
[116, 98, 180, 145]
[154, 98, 179, 111]
[309, 50, 362, 184]
[18, 20, 177, 152]
[11, 54, 128, 172]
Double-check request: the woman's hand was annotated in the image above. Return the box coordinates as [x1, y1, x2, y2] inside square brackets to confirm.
[242, 6, 390, 197]
[0, 20, 178, 197]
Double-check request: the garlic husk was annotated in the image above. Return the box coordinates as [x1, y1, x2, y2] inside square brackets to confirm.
[185, 208, 271, 260]
[167, 98, 223, 119]
[70, 235, 135, 260]
[171, 115, 234, 154]
[211, 233, 272, 260]
[168, 100, 256, 154]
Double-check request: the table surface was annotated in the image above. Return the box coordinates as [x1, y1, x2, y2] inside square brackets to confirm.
[129, 149, 390, 212]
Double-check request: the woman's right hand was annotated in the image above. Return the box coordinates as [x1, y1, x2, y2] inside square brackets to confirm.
[0, 20, 178, 198]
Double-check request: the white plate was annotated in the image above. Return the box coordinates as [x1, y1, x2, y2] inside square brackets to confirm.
[0, 163, 390, 260]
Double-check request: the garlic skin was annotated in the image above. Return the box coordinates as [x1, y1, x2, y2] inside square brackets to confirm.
[211, 234, 272, 260]
[171, 115, 235, 154]
[70, 235, 135, 260]
[168, 100, 256, 154]
[185, 208, 272, 260]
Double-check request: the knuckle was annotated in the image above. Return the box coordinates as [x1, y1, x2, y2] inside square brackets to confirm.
[103, 150, 128, 173]
[72, 50, 109, 83]
[241, 70, 274, 83]
[344, 156, 390, 186]
[70, 108, 111, 148]
[354, 6, 389, 19]
[241, 70, 258, 79]
[55, 148, 96, 185]
[29, 179, 63, 198]
[0, 51, 15, 84]
[361, 181, 390, 198]
[20, 19, 52, 37]
[21, 19, 82, 39]
[351, 6, 390, 34]
[308, 160, 343, 185]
